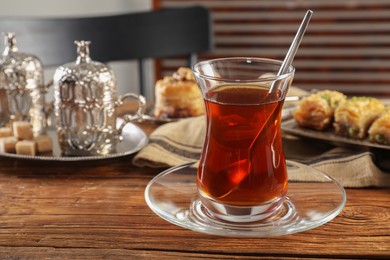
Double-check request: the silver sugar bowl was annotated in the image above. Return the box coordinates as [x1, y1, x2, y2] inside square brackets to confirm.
[53, 41, 145, 156]
[0, 32, 49, 135]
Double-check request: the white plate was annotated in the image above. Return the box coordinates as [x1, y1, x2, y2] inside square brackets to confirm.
[0, 122, 148, 161]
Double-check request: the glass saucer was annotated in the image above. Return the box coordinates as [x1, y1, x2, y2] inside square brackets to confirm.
[145, 160, 346, 237]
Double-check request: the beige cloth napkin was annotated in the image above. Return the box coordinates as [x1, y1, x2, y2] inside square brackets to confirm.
[283, 135, 390, 187]
[132, 87, 390, 188]
[133, 116, 205, 168]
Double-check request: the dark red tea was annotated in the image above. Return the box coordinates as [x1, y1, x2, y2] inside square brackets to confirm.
[197, 85, 288, 206]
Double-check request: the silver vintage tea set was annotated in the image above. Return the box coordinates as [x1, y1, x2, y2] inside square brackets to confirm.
[0, 33, 145, 156]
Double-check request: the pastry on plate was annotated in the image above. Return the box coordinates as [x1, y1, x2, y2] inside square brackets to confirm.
[368, 106, 390, 145]
[334, 97, 384, 139]
[293, 90, 346, 130]
[154, 67, 205, 119]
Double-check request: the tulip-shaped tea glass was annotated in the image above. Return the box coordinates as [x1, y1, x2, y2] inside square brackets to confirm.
[193, 57, 295, 222]
[145, 57, 346, 236]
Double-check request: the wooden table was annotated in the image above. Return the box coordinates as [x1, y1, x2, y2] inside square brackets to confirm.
[0, 122, 389, 259]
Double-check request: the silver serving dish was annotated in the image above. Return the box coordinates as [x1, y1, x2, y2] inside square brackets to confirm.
[0, 119, 148, 161]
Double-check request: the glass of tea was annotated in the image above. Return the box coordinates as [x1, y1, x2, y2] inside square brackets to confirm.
[193, 57, 295, 222]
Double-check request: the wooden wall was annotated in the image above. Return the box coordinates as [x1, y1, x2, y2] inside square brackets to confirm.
[154, 0, 390, 97]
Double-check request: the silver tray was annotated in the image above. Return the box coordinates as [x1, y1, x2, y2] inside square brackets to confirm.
[0, 122, 148, 161]
[282, 119, 390, 151]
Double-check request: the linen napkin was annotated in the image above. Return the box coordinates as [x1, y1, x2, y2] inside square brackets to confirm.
[282, 136, 390, 187]
[132, 87, 390, 188]
[133, 115, 205, 168]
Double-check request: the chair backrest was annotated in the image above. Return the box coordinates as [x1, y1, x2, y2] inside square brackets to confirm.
[0, 6, 213, 96]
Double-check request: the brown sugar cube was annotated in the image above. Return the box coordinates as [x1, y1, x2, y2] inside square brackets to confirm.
[34, 135, 53, 154]
[13, 121, 33, 140]
[0, 127, 12, 138]
[0, 136, 17, 153]
[6, 114, 20, 133]
[15, 140, 36, 156]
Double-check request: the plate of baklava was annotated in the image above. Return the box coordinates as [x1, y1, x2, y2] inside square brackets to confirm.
[282, 90, 390, 151]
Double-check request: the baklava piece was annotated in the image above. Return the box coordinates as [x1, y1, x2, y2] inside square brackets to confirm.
[293, 90, 346, 130]
[154, 67, 205, 118]
[334, 97, 384, 139]
[368, 107, 390, 145]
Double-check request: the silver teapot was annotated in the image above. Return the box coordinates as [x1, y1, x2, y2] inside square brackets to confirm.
[53, 41, 145, 156]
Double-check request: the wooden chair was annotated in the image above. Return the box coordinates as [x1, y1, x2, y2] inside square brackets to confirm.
[0, 6, 213, 97]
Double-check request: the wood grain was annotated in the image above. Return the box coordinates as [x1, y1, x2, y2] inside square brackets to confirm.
[0, 124, 389, 259]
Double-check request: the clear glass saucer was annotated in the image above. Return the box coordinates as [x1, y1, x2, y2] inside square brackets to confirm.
[145, 160, 347, 237]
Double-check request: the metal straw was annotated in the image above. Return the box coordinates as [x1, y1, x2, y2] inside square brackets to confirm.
[269, 10, 313, 93]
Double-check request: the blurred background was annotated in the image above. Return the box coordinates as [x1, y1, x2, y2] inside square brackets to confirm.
[1, 0, 389, 100]
[0, 0, 152, 98]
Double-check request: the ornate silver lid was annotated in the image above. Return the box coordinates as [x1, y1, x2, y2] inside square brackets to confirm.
[53, 40, 117, 108]
[0, 32, 44, 92]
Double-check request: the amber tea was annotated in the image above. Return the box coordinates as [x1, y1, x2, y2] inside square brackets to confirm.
[197, 85, 288, 206]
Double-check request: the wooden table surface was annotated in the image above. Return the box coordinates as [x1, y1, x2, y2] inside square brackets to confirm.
[0, 121, 389, 259]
